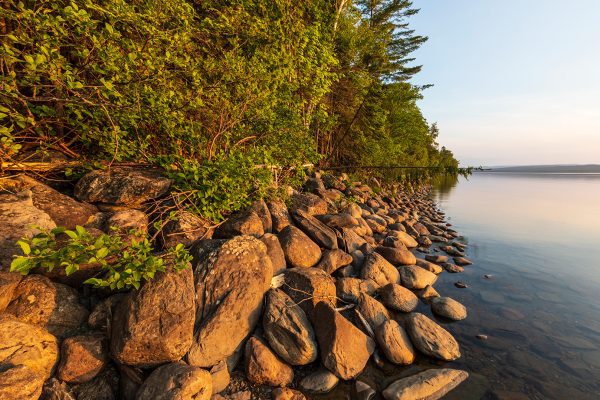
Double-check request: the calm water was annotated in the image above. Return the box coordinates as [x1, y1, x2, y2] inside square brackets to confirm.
[431, 172, 600, 399]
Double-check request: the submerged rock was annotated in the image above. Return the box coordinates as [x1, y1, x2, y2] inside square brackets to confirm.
[431, 297, 467, 321]
[382, 368, 469, 400]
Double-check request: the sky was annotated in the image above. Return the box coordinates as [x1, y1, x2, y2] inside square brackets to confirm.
[409, 0, 600, 167]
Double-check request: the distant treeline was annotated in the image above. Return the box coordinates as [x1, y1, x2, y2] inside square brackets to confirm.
[488, 165, 600, 173]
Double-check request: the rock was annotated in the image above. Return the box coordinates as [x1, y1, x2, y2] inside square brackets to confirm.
[106, 209, 148, 236]
[398, 265, 437, 290]
[425, 255, 448, 263]
[87, 294, 126, 333]
[341, 227, 367, 253]
[382, 368, 468, 400]
[378, 283, 419, 313]
[74, 168, 171, 206]
[71, 365, 119, 400]
[6, 274, 89, 338]
[290, 193, 328, 216]
[244, 337, 293, 387]
[406, 313, 460, 361]
[299, 369, 339, 394]
[0, 314, 59, 378]
[260, 234, 287, 276]
[355, 381, 376, 400]
[136, 361, 212, 400]
[262, 289, 318, 366]
[249, 199, 273, 233]
[375, 246, 416, 266]
[388, 231, 418, 248]
[431, 297, 467, 321]
[357, 293, 390, 330]
[0, 271, 21, 313]
[415, 258, 442, 274]
[375, 320, 415, 365]
[418, 285, 440, 300]
[278, 226, 321, 269]
[267, 201, 293, 233]
[417, 236, 433, 246]
[272, 387, 307, 400]
[159, 210, 212, 248]
[292, 210, 338, 250]
[40, 378, 75, 399]
[344, 203, 362, 219]
[111, 266, 195, 367]
[453, 257, 473, 266]
[454, 281, 468, 289]
[189, 239, 226, 267]
[476, 334, 489, 341]
[336, 278, 377, 303]
[189, 236, 272, 368]
[209, 361, 230, 395]
[0, 365, 44, 400]
[283, 268, 336, 318]
[317, 213, 358, 229]
[361, 252, 400, 288]
[351, 249, 365, 268]
[438, 245, 464, 257]
[316, 249, 353, 275]
[443, 263, 464, 273]
[213, 211, 264, 239]
[0, 190, 56, 268]
[313, 301, 375, 380]
[57, 334, 108, 383]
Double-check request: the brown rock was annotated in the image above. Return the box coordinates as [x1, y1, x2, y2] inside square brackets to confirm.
[361, 252, 400, 288]
[272, 387, 307, 400]
[341, 227, 367, 253]
[71, 365, 119, 400]
[316, 249, 353, 275]
[415, 258, 443, 274]
[299, 369, 339, 393]
[453, 257, 473, 266]
[398, 265, 437, 290]
[283, 268, 336, 318]
[106, 209, 148, 237]
[249, 199, 273, 233]
[40, 378, 75, 400]
[210, 361, 230, 395]
[136, 362, 212, 400]
[382, 368, 468, 400]
[290, 193, 328, 216]
[357, 293, 390, 330]
[317, 213, 358, 229]
[261, 234, 287, 276]
[213, 211, 264, 239]
[425, 255, 448, 264]
[388, 231, 418, 248]
[87, 294, 126, 333]
[292, 209, 338, 250]
[375, 246, 416, 266]
[379, 283, 419, 313]
[278, 226, 321, 269]
[0, 365, 44, 400]
[267, 201, 293, 233]
[375, 320, 415, 365]
[431, 297, 467, 321]
[57, 334, 108, 383]
[418, 285, 440, 300]
[159, 210, 212, 249]
[244, 337, 293, 387]
[336, 278, 377, 303]
[406, 313, 460, 361]
[0, 271, 21, 313]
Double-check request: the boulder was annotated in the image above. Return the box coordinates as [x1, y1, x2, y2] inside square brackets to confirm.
[304, 177, 325, 192]
[272, 388, 307, 400]
[313, 302, 375, 380]
[260, 234, 287, 276]
[262, 289, 318, 366]
[382, 368, 468, 400]
[292, 210, 338, 250]
[267, 201, 293, 233]
[87, 293, 126, 333]
[106, 209, 148, 236]
[0, 365, 44, 400]
[419, 285, 440, 300]
[316, 249, 353, 275]
[74, 168, 171, 206]
[415, 258, 443, 274]
[188, 236, 272, 368]
[249, 199, 273, 233]
[189, 239, 226, 268]
[375, 246, 416, 266]
[0, 190, 56, 268]
[425, 255, 448, 264]
[317, 213, 358, 229]
[213, 211, 264, 239]
[388, 231, 418, 248]
[111, 266, 195, 367]
[361, 252, 400, 288]
[357, 293, 390, 330]
[6, 274, 89, 338]
[136, 362, 212, 400]
[453, 257, 473, 266]
[283, 268, 336, 318]
[336, 278, 377, 303]
[0, 271, 21, 313]
[378, 283, 419, 313]
[431, 297, 467, 321]
[278, 226, 321, 269]
[70, 365, 119, 400]
[244, 337, 293, 387]
[398, 265, 437, 290]
[406, 313, 460, 361]
[299, 369, 339, 394]
[443, 263, 464, 273]
[0, 314, 59, 378]
[57, 334, 108, 383]
[290, 193, 328, 216]
[341, 227, 367, 253]
[355, 381, 376, 400]
[159, 210, 212, 249]
[376, 320, 415, 365]
[209, 361, 230, 395]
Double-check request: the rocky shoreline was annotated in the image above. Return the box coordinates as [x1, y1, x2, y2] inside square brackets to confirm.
[0, 168, 473, 400]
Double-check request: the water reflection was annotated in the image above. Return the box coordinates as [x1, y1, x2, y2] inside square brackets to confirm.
[429, 174, 459, 199]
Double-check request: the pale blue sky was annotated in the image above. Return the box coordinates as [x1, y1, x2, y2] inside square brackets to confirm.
[410, 0, 600, 166]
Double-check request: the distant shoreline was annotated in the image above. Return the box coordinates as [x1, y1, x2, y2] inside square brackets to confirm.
[476, 164, 600, 174]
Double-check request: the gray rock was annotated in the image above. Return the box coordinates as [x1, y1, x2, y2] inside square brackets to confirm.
[300, 369, 339, 394]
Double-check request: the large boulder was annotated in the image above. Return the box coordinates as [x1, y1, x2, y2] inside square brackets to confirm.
[262, 289, 318, 366]
[399, 265, 437, 290]
[267, 201, 293, 233]
[341, 227, 367, 253]
[290, 193, 328, 216]
[388, 231, 418, 248]
[283, 268, 336, 318]
[244, 337, 293, 387]
[260, 234, 287, 276]
[375, 320, 415, 365]
[0, 314, 59, 378]
[431, 297, 467, 321]
[357, 293, 390, 330]
[56, 333, 108, 384]
[313, 302, 375, 380]
[316, 213, 358, 229]
[0, 271, 21, 313]
[415, 258, 443, 274]
[406, 313, 461, 361]
[292, 210, 338, 250]
[136, 362, 212, 400]
[336, 278, 377, 303]
[111, 266, 195, 367]
[382, 369, 468, 400]
[248, 199, 273, 234]
[378, 283, 419, 313]
[361, 252, 400, 288]
[188, 236, 272, 368]
[0, 190, 56, 268]
[278, 226, 321, 269]
[0, 365, 44, 400]
[213, 211, 264, 239]
[375, 246, 416, 266]
[159, 210, 212, 249]
[316, 249, 353, 275]
[6, 274, 89, 338]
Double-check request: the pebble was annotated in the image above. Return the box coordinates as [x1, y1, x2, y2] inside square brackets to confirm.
[476, 334, 489, 340]
[454, 281, 468, 288]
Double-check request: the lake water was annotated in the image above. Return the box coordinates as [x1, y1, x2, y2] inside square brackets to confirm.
[430, 172, 600, 399]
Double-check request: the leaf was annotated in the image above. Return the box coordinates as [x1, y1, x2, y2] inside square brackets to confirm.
[65, 263, 79, 276]
[10, 257, 30, 274]
[75, 225, 86, 236]
[95, 247, 109, 259]
[64, 230, 78, 239]
[17, 240, 31, 255]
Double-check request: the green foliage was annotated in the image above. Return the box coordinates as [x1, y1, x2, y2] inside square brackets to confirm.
[10, 226, 191, 290]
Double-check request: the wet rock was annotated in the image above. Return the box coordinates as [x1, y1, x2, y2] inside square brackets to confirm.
[418, 285, 440, 300]
[136, 361, 212, 400]
[209, 361, 230, 395]
[313, 301, 375, 380]
[336, 278, 377, 303]
[189, 236, 272, 368]
[376, 319, 415, 365]
[260, 234, 287, 276]
[431, 297, 467, 321]
[417, 236, 433, 246]
[382, 368, 468, 400]
[357, 293, 390, 330]
[292, 209, 338, 250]
[214, 211, 264, 239]
[388, 231, 418, 248]
[0, 314, 59, 378]
[74, 168, 171, 206]
[415, 258, 442, 274]
[438, 245, 464, 257]
[249, 199, 273, 233]
[299, 369, 339, 394]
[263, 289, 318, 366]
[454, 281, 468, 289]
[272, 388, 307, 400]
[443, 263, 464, 273]
[87, 294, 126, 333]
[453, 257, 472, 266]
[379, 283, 419, 312]
[316, 249, 353, 275]
[244, 337, 293, 387]
[398, 265, 437, 290]
[406, 313, 460, 361]
[267, 201, 293, 233]
[278, 226, 322, 269]
[6, 274, 89, 338]
[425, 254, 448, 264]
[290, 193, 328, 216]
[159, 210, 212, 248]
[57, 334, 108, 384]
[0, 365, 44, 400]
[283, 268, 336, 318]
[317, 213, 358, 229]
[361, 252, 400, 288]
[341, 227, 367, 253]
[375, 246, 416, 266]
[0, 271, 21, 313]
[111, 266, 195, 367]
[476, 334, 489, 341]
[355, 381, 376, 400]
